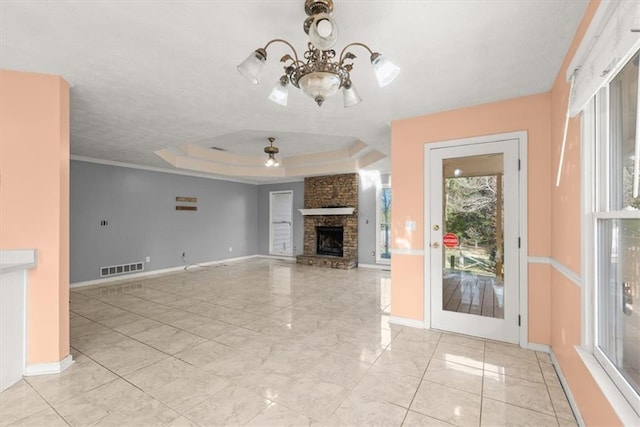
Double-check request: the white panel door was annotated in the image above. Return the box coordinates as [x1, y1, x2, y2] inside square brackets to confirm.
[270, 191, 293, 256]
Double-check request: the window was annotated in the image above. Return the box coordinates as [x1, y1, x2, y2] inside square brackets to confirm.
[376, 184, 391, 263]
[589, 49, 640, 416]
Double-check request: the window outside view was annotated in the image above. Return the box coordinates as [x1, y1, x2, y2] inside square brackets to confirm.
[379, 187, 391, 260]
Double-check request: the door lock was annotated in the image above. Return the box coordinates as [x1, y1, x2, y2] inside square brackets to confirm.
[431, 242, 440, 248]
[432, 225, 440, 231]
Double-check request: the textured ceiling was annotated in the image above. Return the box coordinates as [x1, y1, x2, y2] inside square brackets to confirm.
[0, 0, 589, 183]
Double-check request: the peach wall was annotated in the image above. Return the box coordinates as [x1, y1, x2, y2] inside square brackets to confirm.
[551, 271, 621, 426]
[390, 93, 551, 324]
[390, 254, 424, 321]
[550, 38, 584, 276]
[0, 69, 70, 364]
[546, 1, 621, 425]
[528, 263, 551, 344]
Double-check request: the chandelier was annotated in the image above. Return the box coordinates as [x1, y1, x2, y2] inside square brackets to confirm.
[264, 137, 280, 167]
[237, 0, 400, 107]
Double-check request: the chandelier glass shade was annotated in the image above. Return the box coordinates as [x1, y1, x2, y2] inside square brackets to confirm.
[237, 0, 399, 107]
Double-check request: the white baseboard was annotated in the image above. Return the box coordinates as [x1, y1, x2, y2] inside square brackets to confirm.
[189, 255, 256, 267]
[549, 349, 584, 427]
[256, 255, 297, 262]
[70, 255, 257, 288]
[527, 342, 551, 353]
[388, 316, 425, 329]
[358, 263, 391, 270]
[25, 354, 73, 376]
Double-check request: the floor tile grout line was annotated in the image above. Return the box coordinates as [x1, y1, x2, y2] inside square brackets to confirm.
[72, 319, 277, 391]
[70, 343, 272, 424]
[73, 276, 292, 322]
[77, 270, 301, 314]
[71, 316, 212, 363]
[31, 348, 126, 409]
[538, 354, 578, 424]
[72, 289, 256, 332]
[17, 377, 73, 426]
[481, 349, 568, 421]
[72, 288, 397, 425]
[399, 331, 444, 426]
[71, 293, 284, 357]
[481, 396, 562, 421]
[314, 326, 395, 423]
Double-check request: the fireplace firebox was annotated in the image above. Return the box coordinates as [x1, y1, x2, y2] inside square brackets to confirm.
[316, 226, 344, 257]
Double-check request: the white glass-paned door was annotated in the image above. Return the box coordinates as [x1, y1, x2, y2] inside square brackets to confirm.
[429, 139, 520, 343]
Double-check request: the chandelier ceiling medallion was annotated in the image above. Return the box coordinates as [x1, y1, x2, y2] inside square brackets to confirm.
[237, 0, 400, 107]
[264, 137, 280, 167]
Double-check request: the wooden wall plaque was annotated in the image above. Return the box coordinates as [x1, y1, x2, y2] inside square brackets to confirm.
[176, 197, 197, 203]
[176, 206, 197, 211]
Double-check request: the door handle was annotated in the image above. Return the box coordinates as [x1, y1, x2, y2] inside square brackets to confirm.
[431, 242, 440, 249]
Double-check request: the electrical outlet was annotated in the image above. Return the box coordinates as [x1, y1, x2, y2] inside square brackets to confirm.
[145, 256, 151, 263]
[228, 246, 233, 252]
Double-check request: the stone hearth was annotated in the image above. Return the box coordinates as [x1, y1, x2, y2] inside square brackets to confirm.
[296, 174, 358, 269]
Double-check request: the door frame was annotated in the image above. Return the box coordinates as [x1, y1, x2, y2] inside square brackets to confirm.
[269, 190, 293, 256]
[423, 131, 528, 347]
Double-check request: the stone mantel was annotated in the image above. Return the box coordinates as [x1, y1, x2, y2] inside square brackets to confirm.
[298, 208, 355, 216]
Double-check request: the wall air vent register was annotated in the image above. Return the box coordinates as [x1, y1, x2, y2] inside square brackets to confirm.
[100, 262, 144, 277]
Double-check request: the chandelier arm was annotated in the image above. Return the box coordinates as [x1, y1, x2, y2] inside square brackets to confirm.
[338, 42, 374, 64]
[263, 39, 301, 63]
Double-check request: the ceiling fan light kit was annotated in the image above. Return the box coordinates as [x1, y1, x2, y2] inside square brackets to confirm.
[237, 0, 400, 107]
[264, 137, 280, 167]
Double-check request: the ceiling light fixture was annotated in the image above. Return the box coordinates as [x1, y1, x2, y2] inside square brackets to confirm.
[237, 0, 400, 107]
[264, 137, 280, 167]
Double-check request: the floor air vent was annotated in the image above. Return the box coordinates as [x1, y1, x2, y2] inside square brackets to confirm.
[100, 262, 144, 277]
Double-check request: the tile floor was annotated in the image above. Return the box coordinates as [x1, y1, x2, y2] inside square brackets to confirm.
[1, 258, 577, 426]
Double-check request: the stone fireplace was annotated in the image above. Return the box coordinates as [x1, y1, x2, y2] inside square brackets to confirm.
[296, 174, 358, 269]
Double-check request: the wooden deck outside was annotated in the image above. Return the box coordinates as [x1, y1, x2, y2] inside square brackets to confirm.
[442, 271, 504, 319]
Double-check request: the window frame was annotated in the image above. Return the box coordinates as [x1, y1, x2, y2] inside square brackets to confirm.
[582, 52, 640, 420]
[376, 183, 391, 264]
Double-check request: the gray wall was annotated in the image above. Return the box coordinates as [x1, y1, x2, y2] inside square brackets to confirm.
[358, 172, 391, 265]
[256, 181, 304, 256]
[70, 161, 258, 283]
[70, 162, 388, 282]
